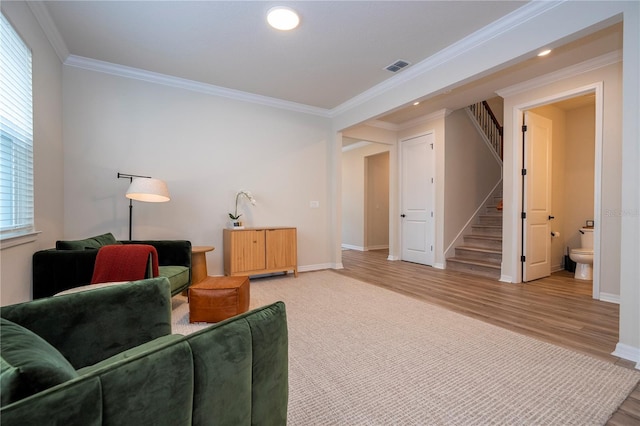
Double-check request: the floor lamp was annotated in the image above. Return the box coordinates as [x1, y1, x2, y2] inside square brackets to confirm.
[117, 173, 171, 240]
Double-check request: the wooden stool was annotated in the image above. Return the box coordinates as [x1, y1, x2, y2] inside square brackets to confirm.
[189, 276, 250, 323]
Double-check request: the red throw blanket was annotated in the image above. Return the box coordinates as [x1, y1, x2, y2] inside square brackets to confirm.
[91, 244, 159, 284]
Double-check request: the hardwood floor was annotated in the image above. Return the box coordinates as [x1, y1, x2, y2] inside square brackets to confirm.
[335, 249, 640, 425]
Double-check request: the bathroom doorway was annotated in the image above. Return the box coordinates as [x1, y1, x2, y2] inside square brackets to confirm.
[519, 84, 601, 298]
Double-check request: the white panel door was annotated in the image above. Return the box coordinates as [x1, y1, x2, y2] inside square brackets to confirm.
[523, 111, 552, 282]
[401, 133, 435, 265]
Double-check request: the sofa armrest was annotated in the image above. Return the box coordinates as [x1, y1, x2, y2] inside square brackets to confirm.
[187, 301, 289, 425]
[123, 240, 192, 285]
[32, 249, 99, 299]
[0, 278, 172, 369]
[122, 240, 191, 267]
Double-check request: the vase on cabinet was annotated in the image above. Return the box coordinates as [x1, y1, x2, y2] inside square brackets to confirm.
[228, 220, 244, 230]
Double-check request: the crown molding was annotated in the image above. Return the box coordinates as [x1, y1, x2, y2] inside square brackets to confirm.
[64, 55, 331, 117]
[31, 0, 570, 120]
[364, 120, 399, 131]
[27, 1, 69, 62]
[398, 109, 452, 131]
[27, 1, 329, 118]
[328, 1, 564, 118]
[29, 0, 329, 116]
[341, 141, 373, 153]
[366, 108, 452, 132]
[496, 50, 622, 98]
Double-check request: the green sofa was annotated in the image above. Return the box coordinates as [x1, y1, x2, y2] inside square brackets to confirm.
[32, 233, 192, 298]
[0, 278, 289, 425]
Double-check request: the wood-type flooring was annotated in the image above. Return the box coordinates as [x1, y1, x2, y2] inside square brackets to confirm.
[335, 249, 640, 425]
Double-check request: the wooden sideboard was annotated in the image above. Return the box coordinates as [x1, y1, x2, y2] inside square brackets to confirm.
[223, 227, 297, 277]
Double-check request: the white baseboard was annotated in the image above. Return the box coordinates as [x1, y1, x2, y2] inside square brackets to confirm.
[298, 263, 336, 273]
[433, 262, 445, 270]
[612, 343, 640, 369]
[599, 292, 620, 304]
[367, 244, 389, 251]
[341, 244, 365, 251]
[341, 244, 389, 252]
[499, 274, 513, 283]
[387, 255, 399, 261]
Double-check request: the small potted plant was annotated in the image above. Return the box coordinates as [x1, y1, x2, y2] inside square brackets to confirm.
[228, 190, 256, 229]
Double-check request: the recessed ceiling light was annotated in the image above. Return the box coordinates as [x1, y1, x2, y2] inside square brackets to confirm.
[267, 7, 300, 31]
[413, 102, 420, 106]
[537, 49, 552, 57]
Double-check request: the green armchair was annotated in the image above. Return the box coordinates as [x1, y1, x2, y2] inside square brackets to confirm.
[0, 277, 289, 425]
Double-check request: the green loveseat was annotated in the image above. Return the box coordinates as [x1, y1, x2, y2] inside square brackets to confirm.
[0, 278, 289, 425]
[32, 233, 192, 298]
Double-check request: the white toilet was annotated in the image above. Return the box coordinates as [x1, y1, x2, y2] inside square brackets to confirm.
[569, 227, 594, 280]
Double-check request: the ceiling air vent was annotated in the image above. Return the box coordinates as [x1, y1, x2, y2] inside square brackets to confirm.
[385, 60, 410, 73]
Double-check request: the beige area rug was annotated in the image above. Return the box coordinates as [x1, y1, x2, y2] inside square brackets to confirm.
[172, 270, 640, 425]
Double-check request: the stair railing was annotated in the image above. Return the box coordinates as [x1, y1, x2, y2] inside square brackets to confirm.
[468, 101, 503, 160]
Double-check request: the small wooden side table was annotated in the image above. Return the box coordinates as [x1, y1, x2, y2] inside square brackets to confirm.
[191, 246, 215, 285]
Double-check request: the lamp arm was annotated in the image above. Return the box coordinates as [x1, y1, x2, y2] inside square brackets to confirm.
[117, 172, 151, 180]
[118, 172, 150, 241]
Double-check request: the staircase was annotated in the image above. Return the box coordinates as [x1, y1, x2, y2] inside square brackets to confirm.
[445, 100, 504, 280]
[447, 187, 503, 280]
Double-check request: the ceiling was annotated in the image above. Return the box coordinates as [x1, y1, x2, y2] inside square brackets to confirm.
[40, 1, 525, 108]
[34, 1, 621, 126]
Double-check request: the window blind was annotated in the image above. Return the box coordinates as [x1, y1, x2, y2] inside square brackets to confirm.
[1, 13, 34, 239]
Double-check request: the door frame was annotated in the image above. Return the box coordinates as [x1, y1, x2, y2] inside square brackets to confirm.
[511, 82, 603, 299]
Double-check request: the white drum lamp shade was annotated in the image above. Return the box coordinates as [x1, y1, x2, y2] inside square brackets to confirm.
[117, 173, 171, 240]
[126, 178, 170, 203]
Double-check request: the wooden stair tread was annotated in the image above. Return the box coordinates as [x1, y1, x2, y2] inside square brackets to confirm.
[465, 235, 502, 241]
[447, 257, 501, 269]
[456, 246, 501, 255]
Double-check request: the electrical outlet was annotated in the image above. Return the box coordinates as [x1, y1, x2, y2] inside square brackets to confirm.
[309, 201, 320, 208]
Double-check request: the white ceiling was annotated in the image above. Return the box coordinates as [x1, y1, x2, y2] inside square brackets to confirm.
[33, 1, 621, 126]
[40, 1, 525, 108]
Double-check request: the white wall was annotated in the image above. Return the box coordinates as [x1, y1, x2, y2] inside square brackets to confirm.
[443, 109, 502, 249]
[564, 105, 596, 249]
[0, 2, 64, 305]
[62, 66, 333, 277]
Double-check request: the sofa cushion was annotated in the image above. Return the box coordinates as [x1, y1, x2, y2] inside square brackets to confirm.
[159, 265, 190, 292]
[56, 232, 119, 250]
[0, 357, 20, 407]
[0, 318, 78, 406]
